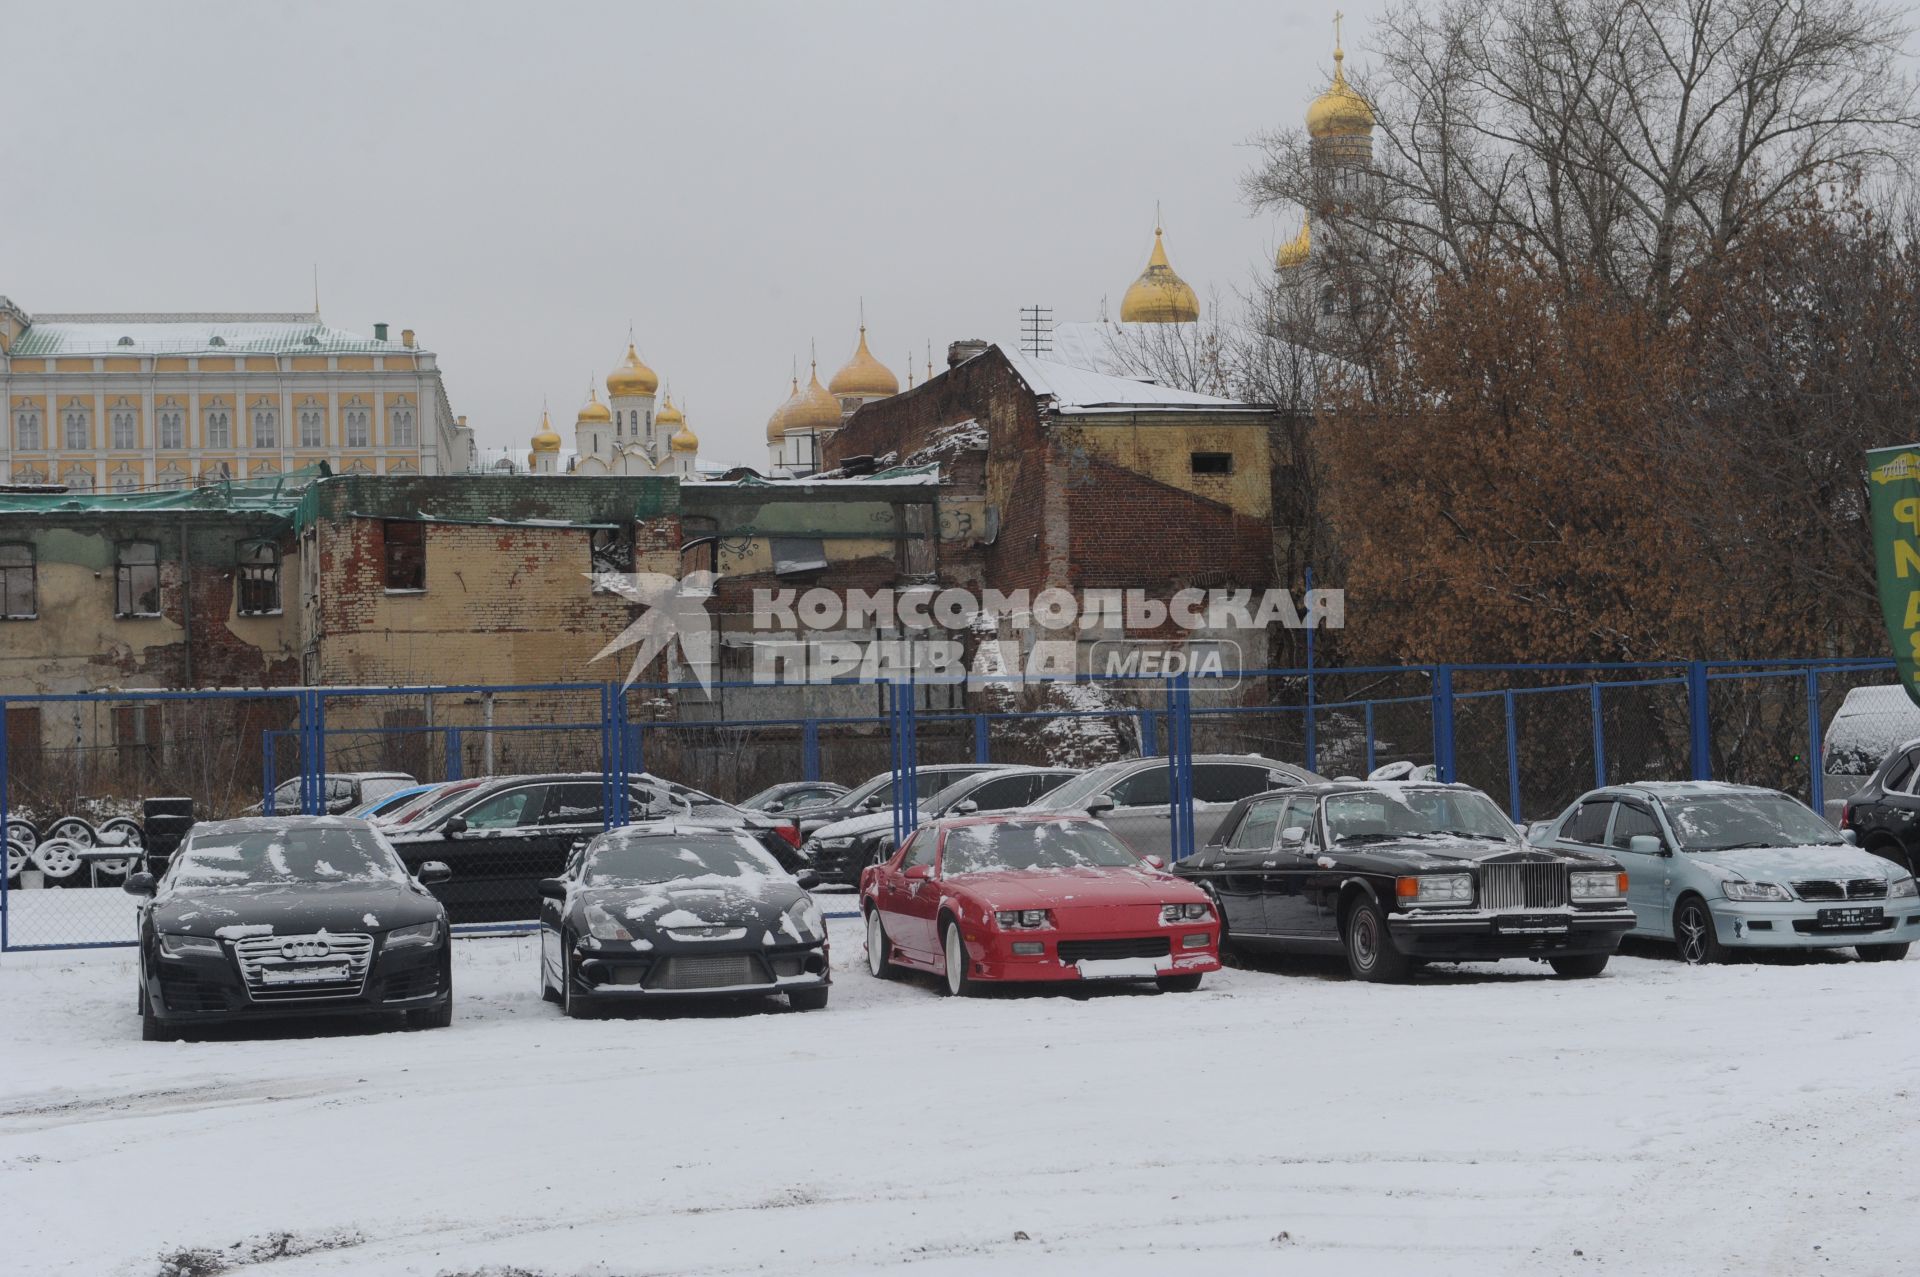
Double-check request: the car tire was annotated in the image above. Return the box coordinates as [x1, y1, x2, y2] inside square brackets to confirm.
[1857, 943, 1910, 962]
[1157, 973, 1203, 993]
[1673, 896, 1726, 965]
[788, 987, 830, 1011]
[407, 999, 453, 1030]
[561, 954, 595, 1020]
[1548, 953, 1610, 978]
[940, 918, 977, 997]
[865, 908, 899, 980]
[1342, 896, 1412, 983]
[139, 983, 174, 1042]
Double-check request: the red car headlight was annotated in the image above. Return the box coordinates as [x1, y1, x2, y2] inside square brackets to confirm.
[1161, 902, 1212, 924]
[994, 909, 1052, 929]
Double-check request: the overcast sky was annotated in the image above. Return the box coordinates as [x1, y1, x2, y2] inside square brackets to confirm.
[1, 0, 1385, 466]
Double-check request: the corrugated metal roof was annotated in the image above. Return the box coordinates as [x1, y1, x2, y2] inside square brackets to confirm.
[8, 313, 412, 357]
[998, 346, 1261, 413]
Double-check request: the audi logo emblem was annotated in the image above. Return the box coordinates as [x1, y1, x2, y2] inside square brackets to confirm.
[280, 940, 330, 961]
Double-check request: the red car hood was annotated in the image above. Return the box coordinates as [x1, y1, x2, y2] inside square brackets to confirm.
[947, 866, 1204, 911]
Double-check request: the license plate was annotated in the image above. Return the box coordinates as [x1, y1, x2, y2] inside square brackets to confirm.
[259, 964, 349, 985]
[1816, 906, 1883, 930]
[1496, 915, 1569, 934]
[1074, 957, 1164, 980]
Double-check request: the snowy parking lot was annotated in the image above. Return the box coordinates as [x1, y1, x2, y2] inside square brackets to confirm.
[3, 915, 1917, 1277]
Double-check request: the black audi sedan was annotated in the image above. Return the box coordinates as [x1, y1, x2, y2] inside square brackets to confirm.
[125, 816, 453, 1040]
[538, 824, 830, 1017]
[1173, 781, 1634, 981]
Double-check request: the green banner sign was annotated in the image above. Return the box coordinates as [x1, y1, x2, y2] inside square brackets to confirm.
[1868, 444, 1920, 707]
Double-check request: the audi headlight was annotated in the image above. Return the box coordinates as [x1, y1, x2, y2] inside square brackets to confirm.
[1570, 871, 1627, 900]
[1889, 875, 1917, 899]
[158, 932, 222, 958]
[786, 896, 824, 938]
[1160, 902, 1212, 923]
[1723, 880, 1790, 902]
[584, 901, 634, 941]
[816, 837, 855, 850]
[1396, 874, 1474, 906]
[995, 909, 1051, 929]
[384, 920, 441, 950]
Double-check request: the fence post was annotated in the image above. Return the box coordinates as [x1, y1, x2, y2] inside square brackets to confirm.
[1687, 660, 1712, 780]
[262, 731, 277, 816]
[305, 690, 327, 816]
[627, 721, 644, 777]
[1140, 711, 1157, 757]
[1430, 666, 1456, 783]
[1167, 673, 1195, 860]
[801, 719, 820, 781]
[974, 713, 990, 763]
[445, 727, 463, 781]
[1363, 701, 1376, 775]
[1589, 683, 1606, 789]
[1806, 667, 1825, 814]
[1503, 689, 1521, 819]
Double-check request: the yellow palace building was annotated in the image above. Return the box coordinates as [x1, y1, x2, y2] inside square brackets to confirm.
[0, 295, 474, 490]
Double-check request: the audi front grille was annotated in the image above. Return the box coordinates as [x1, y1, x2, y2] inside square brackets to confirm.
[233, 932, 375, 1002]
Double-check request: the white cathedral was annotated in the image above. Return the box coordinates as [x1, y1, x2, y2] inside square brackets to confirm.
[527, 342, 700, 478]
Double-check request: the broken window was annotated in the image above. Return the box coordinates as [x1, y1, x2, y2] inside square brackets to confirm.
[0, 543, 34, 619]
[384, 520, 425, 591]
[590, 526, 633, 578]
[771, 537, 827, 577]
[680, 515, 720, 575]
[115, 541, 161, 617]
[1190, 452, 1234, 476]
[237, 540, 281, 615]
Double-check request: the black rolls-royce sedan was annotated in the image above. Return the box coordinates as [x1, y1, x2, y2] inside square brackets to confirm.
[539, 824, 831, 1017]
[126, 816, 453, 1039]
[1173, 782, 1635, 981]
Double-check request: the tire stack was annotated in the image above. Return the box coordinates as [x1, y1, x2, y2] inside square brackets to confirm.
[4, 814, 151, 888]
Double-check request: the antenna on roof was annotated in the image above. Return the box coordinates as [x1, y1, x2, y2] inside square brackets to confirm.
[925, 340, 934, 382]
[1020, 304, 1053, 357]
[312, 264, 321, 319]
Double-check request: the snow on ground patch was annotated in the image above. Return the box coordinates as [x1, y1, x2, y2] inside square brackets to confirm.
[1, 928, 1916, 1275]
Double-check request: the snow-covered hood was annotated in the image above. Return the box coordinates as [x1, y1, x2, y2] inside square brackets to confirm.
[582, 873, 812, 940]
[1337, 838, 1568, 870]
[948, 866, 1204, 911]
[1686, 843, 1904, 883]
[808, 810, 910, 842]
[153, 879, 443, 937]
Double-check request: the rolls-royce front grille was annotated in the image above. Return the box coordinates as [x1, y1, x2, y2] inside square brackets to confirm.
[1794, 879, 1888, 901]
[233, 932, 374, 1002]
[644, 953, 767, 991]
[1058, 937, 1171, 962]
[1479, 863, 1569, 911]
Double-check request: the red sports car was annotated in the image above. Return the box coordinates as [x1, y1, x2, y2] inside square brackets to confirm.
[859, 813, 1221, 995]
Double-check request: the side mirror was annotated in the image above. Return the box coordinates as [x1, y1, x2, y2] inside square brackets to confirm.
[537, 877, 567, 900]
[904, 863, 934, 881]
[862, 795, 885, 811]
[953, 799, 980, 815]
[443, 815, 468, 837]
[416, 860, 452, 885]
[1627, 834, 1667, 857]
[796, 869, 821, 890]
[766, 800, 786, 813]
[1141, 854, 1166, 870]
[123, 871, 157, 897]
[1085, 794, 1116, 816]
[1841, 829, 1859, 846]
[1279, 826, 1307, 847]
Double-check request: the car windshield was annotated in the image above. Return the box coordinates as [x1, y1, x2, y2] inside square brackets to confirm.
[394, 780, 485, 825]
[585, 834, 784, 886]
[170, 825, 407, 889]
[940, 821, 1141, 875]
[839, 773, 893, 808]
[1323, 788, 1518, 844]
[1659, 793, 1843, 851]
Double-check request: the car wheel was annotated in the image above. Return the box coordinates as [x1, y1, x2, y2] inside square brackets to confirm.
[562, 971, 595, 1019]
[4, 818, 36, 852]
[865, 908, 899, 980]
[408, 954, 454, 1029]
[1548, 953, 1610, 978]
[4, 838, 27, 884]
[1343, 896, 1412, 983]
[30, 839, 83, 882]
[1157, 973, 1203, 993]
[788, 986, 830, 1011]
[139, 982, 174, 1042]
[540, 932, 562, 1003]
[940, 918, 976, 997]
[1673, 896, 1726, 965]
[1857, 943, 1910, 962]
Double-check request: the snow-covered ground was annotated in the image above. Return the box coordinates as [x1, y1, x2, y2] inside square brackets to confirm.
[2, 920, 1916, 1277]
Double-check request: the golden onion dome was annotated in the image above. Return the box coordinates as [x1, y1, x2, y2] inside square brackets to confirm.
[656, 392, 685, 426]
[787, 364, 843, 434]
[766, 376, 801, 442]
[531, 410, 563, 453]
[670, 418, 699, 452]
[1277, 215, 1311, 269]
[1119, 226, 1201, 324]
[576, 388, 611, 423]
[1307, 44, 1375, 139]
[828, 326, 900, 398]
[607, 343, 659, 397]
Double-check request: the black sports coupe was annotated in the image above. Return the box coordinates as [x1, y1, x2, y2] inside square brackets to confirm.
[126, 816, 453, 1039]
[1173, 781, 1635, 981]
[539, 824, 831, 1017]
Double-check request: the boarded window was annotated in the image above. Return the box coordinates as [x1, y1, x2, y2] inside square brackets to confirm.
[0, 544, 34, 619]
[5, 706, 42, 773]
[1190, 452, 1234, 476]
[115, 541, 161, 617]
[384, 521, 425, 590]
[237, 540, 281, 615]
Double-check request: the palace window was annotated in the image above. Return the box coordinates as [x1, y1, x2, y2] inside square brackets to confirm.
[346, 408, 370, 448]
[63, 408, 89, 450]
[252, 407, 278, 449]
[115, 541, 161, 617]
[237, 540, 281, 615]
[205, 405, 231, 449]
[299, 406, 324, 448]
[0, 544, 36, 619]
[391, 404, 416, 447]
[1190, 452, 1234, 476]
[384, 520, 425, 590]
[13, 409, 40, 450]
[158, 408, 184, 449]
[111, 410, 136, 450]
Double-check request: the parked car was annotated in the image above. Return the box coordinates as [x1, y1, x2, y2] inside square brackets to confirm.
[1536, 782, 1920, 963]
[537, 824, 830, 1017]
[247, 771, 417, 817]
[374, 777, 490, 829]
[860, 812, 1221, 995]
[123, 816, 452, 1040]
[346, 782, 442, 821]
[1176, 781, 1634, 981]
[1837, 740, 1920, 875]
[1820, 686, 1920, 822]
[1024, 754, 1324, 859]
[803, 766, 1080, 886]
[387, 772, 798, 924]
[794, 763, 1019, 837]
[739, 781, 850, 817]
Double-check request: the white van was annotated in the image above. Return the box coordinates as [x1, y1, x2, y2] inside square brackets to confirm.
[1821, 685, 1920, 821]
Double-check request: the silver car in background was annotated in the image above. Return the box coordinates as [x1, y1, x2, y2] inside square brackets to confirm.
[1025, 754, 1323, 860]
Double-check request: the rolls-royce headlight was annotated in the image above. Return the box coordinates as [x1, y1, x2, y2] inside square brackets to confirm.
[584, 901, 634, 941]
[1889, 875, 1917, 899]
[158, 932, 222, 958]
[1722, 880, 1790, 902]
[786, 897, 824, 938]
[1396, 874, 1473, 906]
[384, 920, 441, 949]
[1570, 871, 1627, 900]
